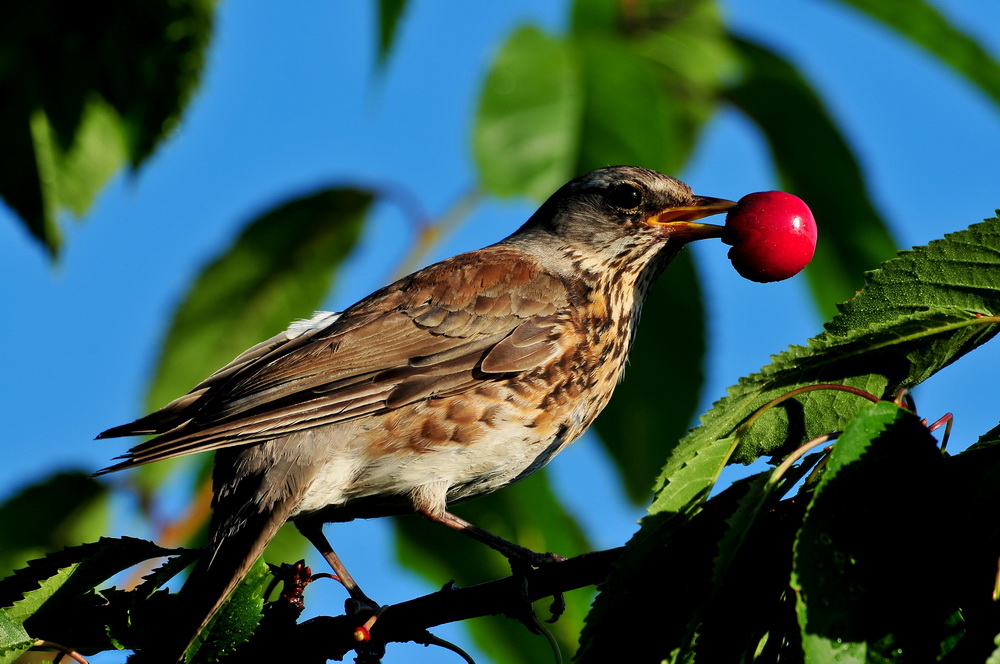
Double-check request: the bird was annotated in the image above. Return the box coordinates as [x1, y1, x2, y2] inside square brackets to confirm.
[96, 165, 734, 661]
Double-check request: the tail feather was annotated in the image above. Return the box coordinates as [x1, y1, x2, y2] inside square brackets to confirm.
[152, 504, 292, 663]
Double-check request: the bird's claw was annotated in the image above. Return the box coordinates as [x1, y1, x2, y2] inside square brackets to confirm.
[506, 555, 566, 628]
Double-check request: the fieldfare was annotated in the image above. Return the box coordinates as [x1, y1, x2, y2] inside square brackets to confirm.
[97, 165, 735, 660]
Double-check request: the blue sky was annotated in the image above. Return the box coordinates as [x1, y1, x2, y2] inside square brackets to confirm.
[2, 1, 999, 661]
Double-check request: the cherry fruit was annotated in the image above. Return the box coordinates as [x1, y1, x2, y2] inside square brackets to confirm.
[723, 191, 817, 283]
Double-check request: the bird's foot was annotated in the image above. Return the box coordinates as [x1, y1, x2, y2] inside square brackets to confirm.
[506, 557, 566, 628]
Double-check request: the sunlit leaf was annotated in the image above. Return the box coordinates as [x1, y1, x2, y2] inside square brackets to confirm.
[583, 214, 1000, 661]
[474, 25, 582, 200]
[0, 610, 32, 662]
[188, 558, 270, 664]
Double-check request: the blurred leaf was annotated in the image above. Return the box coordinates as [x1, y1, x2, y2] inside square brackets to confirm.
[376, 0, 408, 69]
[396, 471, 591, 663]
[572, 0, 732, 175]
[474, 25, 582, 200]
[832, 0, 1000, 107]
[726, 36, 898, 317]
[0, 472, 109, 579]
[476, 2, 732, 201]
[138, 187, 373, 490]
[481, 3, 732, 504]
[594, 252, 705, 503]
[792, 402, 950, 661]
[0, 0, 214, 255]
[30, 100, 128, 218]
[572, 36, 685, 174]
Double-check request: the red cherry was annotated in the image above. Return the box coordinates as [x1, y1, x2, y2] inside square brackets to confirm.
[723, 191, 817, 283]
[354, 626, 371, 642]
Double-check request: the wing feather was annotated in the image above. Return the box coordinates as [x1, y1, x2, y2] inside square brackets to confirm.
[96, 248, 573, 474]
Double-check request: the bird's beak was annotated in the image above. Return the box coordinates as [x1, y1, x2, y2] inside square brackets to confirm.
[646, 195, 736, 241]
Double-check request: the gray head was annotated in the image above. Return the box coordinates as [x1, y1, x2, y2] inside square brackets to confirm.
[508, 166, 734, 275]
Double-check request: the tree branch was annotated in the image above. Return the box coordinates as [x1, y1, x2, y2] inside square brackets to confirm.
[251, 547, 623, 662]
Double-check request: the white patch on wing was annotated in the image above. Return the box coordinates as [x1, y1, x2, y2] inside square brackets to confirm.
[287, 311, 341, 338]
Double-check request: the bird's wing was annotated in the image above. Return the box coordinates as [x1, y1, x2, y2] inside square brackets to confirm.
[96, 248, 574, 472]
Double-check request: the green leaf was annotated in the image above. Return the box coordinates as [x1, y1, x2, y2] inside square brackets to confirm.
[583, 214, 1000, 661]
[376, 0, 408, 69]
[572, 36, 686, 175]
[577, 475, 762, 662]
[0, 0, 214, 255]
[676, 214, 1000, 483]
[0, 609, 32, 662]
[792, 402, 948, 661]
[0, 537, 183, 613]
[396, 471, 590, 663]
[138, 187, 373, 490]
[833, 0, 1000, 107]
[726, 36, 898, 317]
[573, 0, 731, 175]
[476, 3, 731, 201]
[474, 25, 582, 200]
[0, 472, 109, 579]
[188, 558, 271, 664]
[594, 253, 705, 503]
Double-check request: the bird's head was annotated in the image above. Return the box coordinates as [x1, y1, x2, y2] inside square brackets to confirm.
[511, 165, 734, 279]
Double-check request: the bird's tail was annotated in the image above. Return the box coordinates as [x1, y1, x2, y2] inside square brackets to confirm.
[146, 488, 296, 662]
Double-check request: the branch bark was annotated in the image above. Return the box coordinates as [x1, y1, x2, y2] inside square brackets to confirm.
[249, 547, 623, 662]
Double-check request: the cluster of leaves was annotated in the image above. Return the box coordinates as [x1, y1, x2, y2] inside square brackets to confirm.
[3, 0, 1000, 662]
[578, 214, 1000, 662]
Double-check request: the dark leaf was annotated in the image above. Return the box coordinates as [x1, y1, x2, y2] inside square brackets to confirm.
[577, 476, 757, 662]
[0, 0, 214, 255]
[792, 402, 951, 660]
[376, 0, 408, 69]
[0, 472, 109, 579]
[0, 537, 184, 614]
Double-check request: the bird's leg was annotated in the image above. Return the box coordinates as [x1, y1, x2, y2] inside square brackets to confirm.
[418, 509, 567, 566]
[417, 508, 567, 626]
[295, 520, 378, 610]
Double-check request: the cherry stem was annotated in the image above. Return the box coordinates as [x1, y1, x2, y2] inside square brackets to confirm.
[926, 413, 954, 452]
[737, 383, 880, 438]
[766, 432, 839, 491]
[33, 640, 89, 664]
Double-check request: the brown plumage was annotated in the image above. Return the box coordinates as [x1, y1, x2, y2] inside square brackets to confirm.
[96, 165, 734, 661]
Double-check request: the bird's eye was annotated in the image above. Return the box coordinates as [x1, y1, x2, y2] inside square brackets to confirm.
[606, 182, 643, 211]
